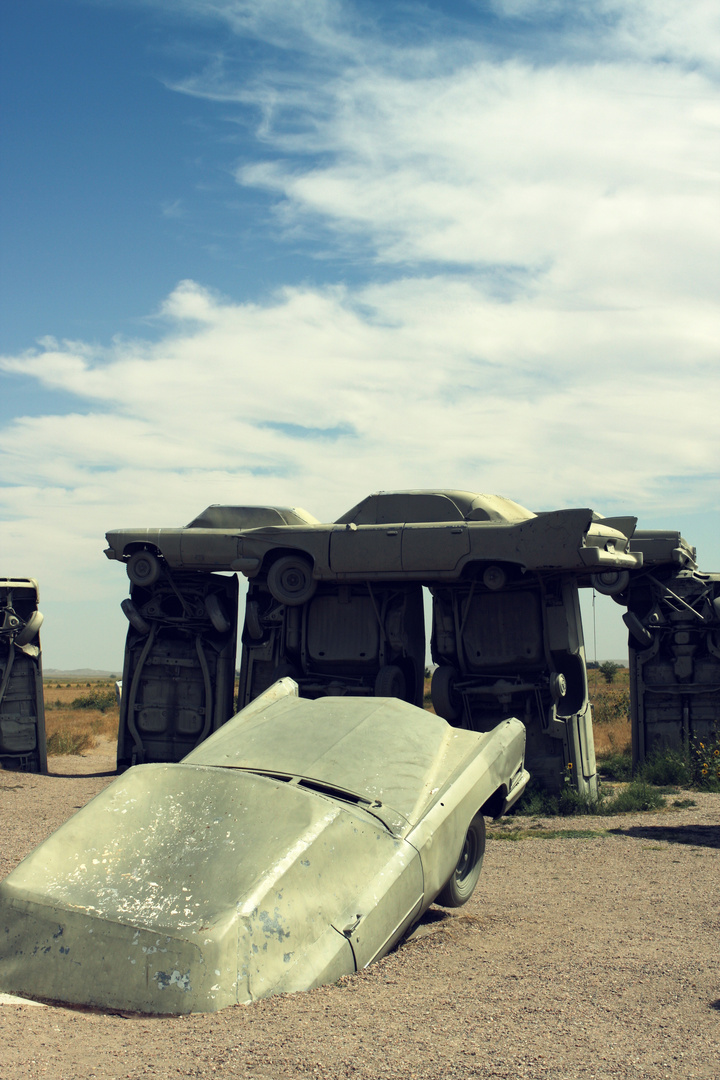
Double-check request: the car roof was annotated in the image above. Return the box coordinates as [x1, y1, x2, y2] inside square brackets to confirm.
[184, 693, 486, 827]
[335, 490, 534, 525]
[185, 505, 319, 529]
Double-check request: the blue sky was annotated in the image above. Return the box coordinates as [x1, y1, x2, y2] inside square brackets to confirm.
[1, 0, 719, 669]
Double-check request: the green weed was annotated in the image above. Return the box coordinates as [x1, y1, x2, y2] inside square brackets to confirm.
[601, 779, 665, 813]
[690, 731, 720, 792]
[46, 730, 93, 756]
[640, 748, 693, 787]
[597, 751, 633, 781]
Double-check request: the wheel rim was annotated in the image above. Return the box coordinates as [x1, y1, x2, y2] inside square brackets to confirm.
[134, 557, 153, 582]
[128, 550, 160, 586]
[455, 828, 479, 885]
[278, 566, 307, 597]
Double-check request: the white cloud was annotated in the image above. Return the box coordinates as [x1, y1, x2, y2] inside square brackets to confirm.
[236, 60, 720, 314]
[3, 0, 720, 667]
[2, 276, 717, 541]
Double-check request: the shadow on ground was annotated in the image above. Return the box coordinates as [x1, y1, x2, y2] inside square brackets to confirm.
[608, 824, 720, 849]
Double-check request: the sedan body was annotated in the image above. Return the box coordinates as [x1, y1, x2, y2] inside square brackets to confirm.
[105, 491, 641, 598]
[0, 680, 528, 1014]
[105, 504, 320, 576]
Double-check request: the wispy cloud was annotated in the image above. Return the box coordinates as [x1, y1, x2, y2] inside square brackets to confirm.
[2, 0, 719, 665]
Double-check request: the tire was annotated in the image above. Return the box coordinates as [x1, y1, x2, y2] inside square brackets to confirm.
[431, 664, 461, 721]
[267, 555, 317, 606]
[436, 813, 486, 908]
[127, 549, 161, 587]
[121, 599, 150, 635]
[549, 671, 568, 704]
[205, 593, 231, 633]
[245, 600, 264, 639]
[482, 565, 506, 591]
[623, 611, 654, 649]
[374, 664, 406, 699]
[591, 571, 631, 597]
[15, 610, 44, 646]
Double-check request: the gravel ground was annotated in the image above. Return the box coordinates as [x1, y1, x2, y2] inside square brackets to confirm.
[1, 740, 718, 1080]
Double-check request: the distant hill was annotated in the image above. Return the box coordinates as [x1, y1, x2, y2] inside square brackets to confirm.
[43, 669, 121, 680]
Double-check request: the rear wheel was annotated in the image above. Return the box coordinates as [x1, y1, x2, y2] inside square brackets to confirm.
[623, 611, 654, 649]
[244, 600, 264, 639]
[267, 556, 317, 606]
[205, 593, 230, 633]
[15, 610, 44, 646]
[436, 813, 486, 908]
[127, 549, 161, 587]
[431, 664, 461, 721]
[121, 599, 150, 635]
[591, 570, 630, 596]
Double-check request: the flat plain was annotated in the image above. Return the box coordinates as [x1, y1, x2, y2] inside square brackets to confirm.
[0, 677, 718, 1080]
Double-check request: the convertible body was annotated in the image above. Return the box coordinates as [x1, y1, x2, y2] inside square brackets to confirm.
[0, 680, 528, 1014]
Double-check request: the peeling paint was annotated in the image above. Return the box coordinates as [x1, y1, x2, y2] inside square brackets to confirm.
[154, 969, 191, 992]
[259, 908, 290, 943]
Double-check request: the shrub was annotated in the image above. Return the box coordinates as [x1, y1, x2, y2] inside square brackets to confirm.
[602, 779, 665, 814]
[70, 688, 117, 712]
[639, 747, 693, 787]
[46, 731, 93, 756]
[690, 731, 720, 792]
[597, 751, 632, 781]
[514, 782, 562, 817]
[599, 660, 620, 684]
[592, 688, 631, 725]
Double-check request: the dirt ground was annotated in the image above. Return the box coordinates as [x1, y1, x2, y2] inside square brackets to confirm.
[1, 741, 718, 1080]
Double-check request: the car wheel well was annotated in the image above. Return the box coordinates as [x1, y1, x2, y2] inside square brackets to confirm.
[263, 547, 315, 572]
[123, 542, 161, 559]
[461, 559, 520, 585]
[480, 785, 508, 820]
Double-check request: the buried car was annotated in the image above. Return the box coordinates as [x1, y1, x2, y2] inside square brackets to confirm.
[0, 679, 529, 1014]
[105, 490, 641, 601]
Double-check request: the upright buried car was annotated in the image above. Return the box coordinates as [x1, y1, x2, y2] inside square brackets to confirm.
[0, 578, 46, 773]
[0, 680, 528, 1014]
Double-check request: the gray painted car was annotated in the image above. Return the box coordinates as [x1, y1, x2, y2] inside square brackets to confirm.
[105, 504, 320, 586]
[105, 491, 641, 601]
[0, 680, 529, 1014]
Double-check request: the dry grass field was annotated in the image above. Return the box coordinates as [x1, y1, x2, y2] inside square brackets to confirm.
[42, 669, 633, 764]
[586, 666, 631, 758]
[42, 679, 119, 756]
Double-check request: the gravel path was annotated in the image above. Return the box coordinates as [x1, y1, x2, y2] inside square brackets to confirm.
[1, 743, 718, 1080]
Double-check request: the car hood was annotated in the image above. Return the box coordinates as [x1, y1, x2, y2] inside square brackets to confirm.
[184, 694, 502, 829]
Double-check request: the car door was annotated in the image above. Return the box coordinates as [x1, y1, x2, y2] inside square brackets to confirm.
[402, 522, 470, 572]
[330, 524, 403, 574]
[332, 837, 424, 969]
[180, 528, 241, 568]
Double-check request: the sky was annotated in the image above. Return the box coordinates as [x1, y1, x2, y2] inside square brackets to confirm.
[1, 0, 719, 671]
